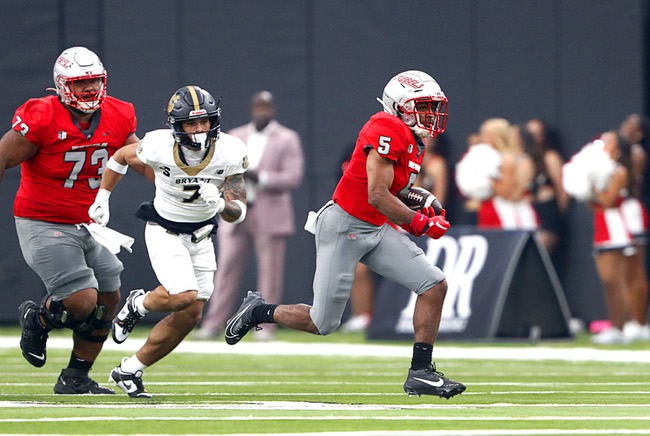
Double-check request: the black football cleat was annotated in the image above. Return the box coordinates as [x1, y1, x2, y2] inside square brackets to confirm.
[18, 300, 50, 368]
[403, 364, 466, 399]
[54, 370, 115, 395]
[225, 290, 265, 345]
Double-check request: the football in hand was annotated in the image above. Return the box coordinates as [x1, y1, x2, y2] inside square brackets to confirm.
[399, 187, 444, 215]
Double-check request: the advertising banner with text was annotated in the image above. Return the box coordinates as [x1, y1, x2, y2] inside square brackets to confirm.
[367, 227, 573, 341]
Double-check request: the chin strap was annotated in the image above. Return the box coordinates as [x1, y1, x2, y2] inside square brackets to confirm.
[412, 126, 432, 138]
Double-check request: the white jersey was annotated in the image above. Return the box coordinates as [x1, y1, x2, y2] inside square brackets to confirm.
[136, 129, 247, 223]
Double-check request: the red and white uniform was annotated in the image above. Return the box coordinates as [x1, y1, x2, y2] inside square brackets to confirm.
[333, 112, 422, 225]
[478, 196, 539, 230]
[12, 95, 136, 224]
[592, 197, 633, 250]
[620, 197, 649, 245]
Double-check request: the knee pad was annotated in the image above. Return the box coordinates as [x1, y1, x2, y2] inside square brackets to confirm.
[73, 303, 111, 342]
[38, 297, 80, 330]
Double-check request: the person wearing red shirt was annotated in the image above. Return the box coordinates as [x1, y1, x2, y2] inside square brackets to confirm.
[0, 46, 140, 394]
[223, 70, 465, 399]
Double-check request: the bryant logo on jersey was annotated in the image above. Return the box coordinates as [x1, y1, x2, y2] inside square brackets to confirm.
[175, 177, 212, 184]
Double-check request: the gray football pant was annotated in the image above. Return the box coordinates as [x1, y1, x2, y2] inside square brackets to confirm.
[309, 203, 445, 335]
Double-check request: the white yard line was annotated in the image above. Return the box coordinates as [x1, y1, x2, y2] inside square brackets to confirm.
[1, 401, 650, 410]
[1, 337, 649, 363]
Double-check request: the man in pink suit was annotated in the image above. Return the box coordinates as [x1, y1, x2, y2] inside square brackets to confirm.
[194, 91, 304, 340]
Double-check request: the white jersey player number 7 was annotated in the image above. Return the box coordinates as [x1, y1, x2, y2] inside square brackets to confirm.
[136, 128, 248, 223]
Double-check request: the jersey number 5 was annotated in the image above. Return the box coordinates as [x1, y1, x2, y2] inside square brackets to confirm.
[378, 136, 391, 155]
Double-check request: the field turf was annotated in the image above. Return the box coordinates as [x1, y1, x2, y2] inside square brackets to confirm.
[0, 327, 649, 435]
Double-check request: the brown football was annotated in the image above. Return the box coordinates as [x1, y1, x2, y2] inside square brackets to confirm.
[399, 187, 444, 215]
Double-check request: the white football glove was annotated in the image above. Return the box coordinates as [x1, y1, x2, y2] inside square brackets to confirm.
[198, 181, 225, 213]
[88, 188, 111, 226]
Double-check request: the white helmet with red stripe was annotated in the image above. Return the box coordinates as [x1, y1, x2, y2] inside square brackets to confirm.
[378, 70, 448, 138]
[52, 46, 107, 113]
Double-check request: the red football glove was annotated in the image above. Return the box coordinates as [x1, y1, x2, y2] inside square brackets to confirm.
[403, 211, 429, 237]
[422, 206, 445, 218]
[421, 206, 435, 217]
[402, 210, 450, 239]
[425, 215, 451, 239]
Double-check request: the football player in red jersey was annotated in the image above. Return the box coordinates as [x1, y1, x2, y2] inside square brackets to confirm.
[224, 70, 465, 399]
[0, 46, 140, 394]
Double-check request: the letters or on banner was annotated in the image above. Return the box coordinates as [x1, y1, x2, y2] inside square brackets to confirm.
[367, 227, 573, 341]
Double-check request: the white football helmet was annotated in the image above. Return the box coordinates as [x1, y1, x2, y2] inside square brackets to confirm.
[52, 46, 107, 113]
[378, 70, 448, 138]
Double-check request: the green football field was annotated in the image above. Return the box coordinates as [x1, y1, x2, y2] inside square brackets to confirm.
[1, 327, 650, 435]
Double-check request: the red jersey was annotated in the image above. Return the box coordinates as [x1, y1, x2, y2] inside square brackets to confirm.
[333, 112, 424, 226]
[12, 95, 136, 224]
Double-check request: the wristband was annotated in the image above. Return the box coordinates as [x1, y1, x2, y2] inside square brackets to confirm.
[231, 199, 247, 224]
[106, 156, 129, 175]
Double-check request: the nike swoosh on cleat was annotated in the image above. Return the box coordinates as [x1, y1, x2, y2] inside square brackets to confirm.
[413, 376, 445, 387]
[225, 303, 254, 339]
[121, 380, 137, 393]
[27, 352, 45, 361]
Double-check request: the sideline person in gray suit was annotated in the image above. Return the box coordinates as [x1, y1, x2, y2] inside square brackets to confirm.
[194, 91, 304, 340]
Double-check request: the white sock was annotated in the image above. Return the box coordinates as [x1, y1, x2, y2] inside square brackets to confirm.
[134, 293, 149, 315]
[120, 355, 147, 373]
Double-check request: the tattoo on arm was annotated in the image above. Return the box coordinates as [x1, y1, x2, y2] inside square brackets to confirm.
[220, 173, 247, 222]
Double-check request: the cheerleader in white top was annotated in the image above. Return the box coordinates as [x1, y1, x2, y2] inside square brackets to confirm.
[564, 131, 634, 344]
